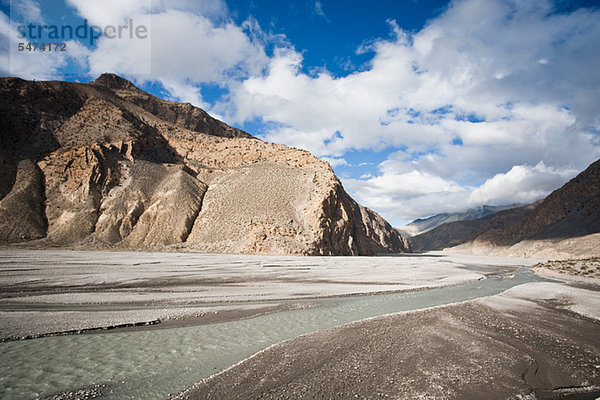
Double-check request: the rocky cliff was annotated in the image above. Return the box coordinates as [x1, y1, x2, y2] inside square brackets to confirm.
[0, 74, 409, 255]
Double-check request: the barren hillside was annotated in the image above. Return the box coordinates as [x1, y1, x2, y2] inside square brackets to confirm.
[410, 159, 600, 258]
[0, 74, 409, 255]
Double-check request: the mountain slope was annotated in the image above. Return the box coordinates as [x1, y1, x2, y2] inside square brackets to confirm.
[482, 159, 600, 244]
[397, 205, 519, 237]
[410, 160, 600, 256]
[409, 205, 535, 252]
[0, 74, 409, 255]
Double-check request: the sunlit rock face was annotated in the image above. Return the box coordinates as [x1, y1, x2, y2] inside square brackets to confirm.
[0, 74, 409, 255]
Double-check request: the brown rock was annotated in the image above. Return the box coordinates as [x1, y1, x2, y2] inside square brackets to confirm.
[0, 159, 47, 242]
[0, 74, 409, 255]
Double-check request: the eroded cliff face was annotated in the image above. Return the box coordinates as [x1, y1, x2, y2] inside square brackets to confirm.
[0, 74, 409, 255]
[0, 159, 47, 242]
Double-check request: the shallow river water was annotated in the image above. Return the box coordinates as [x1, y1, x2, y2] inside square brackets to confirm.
[0, 266, 550, 399]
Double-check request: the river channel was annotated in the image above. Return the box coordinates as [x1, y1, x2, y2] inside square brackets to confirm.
[0, 265, 550, 399]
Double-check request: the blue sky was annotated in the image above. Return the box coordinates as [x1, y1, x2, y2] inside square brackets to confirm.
[2, 0, 600, 226]
[226, 0, 448, 75]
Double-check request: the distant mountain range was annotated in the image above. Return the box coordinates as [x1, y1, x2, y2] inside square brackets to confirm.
[396, 205, 519, 237]
[0, 74, 409, 255]
[410, 159, 600, 258]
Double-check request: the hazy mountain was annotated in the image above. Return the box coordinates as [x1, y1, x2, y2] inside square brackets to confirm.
[409, 205, 536, 252]
[410, 159, 600, 257]
[397, 205, 519, 237]
[0, 74, 409, 255]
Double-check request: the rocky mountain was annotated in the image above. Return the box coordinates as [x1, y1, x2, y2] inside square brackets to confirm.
[396, 204, 519, 237]
[0, 74, 409, 255]
[411, 159, 600, 257]
[409, 204, 535, 252]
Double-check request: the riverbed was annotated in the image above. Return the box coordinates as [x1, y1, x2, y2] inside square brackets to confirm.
[0, 250, 545, 399]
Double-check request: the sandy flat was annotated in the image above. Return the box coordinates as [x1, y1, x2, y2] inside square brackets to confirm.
[176, 282, 600, 400]
[0, 249, 502, 340]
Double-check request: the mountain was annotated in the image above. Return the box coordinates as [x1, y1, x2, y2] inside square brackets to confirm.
[410, 159, 600, 258]
[409, 204, 536, 252]
[0, 74, 409, 255]
[396, 204, 519, 237]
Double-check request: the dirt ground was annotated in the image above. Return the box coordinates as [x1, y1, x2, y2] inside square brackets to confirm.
[177, 282, 600, 400]
[0, 249, 512, 340]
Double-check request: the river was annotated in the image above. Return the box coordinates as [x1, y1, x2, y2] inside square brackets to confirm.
[0, 265, 550, 399]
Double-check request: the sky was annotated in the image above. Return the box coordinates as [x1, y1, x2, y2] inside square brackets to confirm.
[1, 0, 600, 226]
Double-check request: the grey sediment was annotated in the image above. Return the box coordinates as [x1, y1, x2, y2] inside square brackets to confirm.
[0, 278, 484, 342]
[175, 283, 600, 400]
[7, 250, 594, 399]
[1, 250, 507, 342]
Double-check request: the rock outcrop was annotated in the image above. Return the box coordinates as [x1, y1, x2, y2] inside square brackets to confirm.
[0, 74, 409, 255]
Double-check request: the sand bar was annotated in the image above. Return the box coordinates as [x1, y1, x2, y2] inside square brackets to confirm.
[177, 282, 600, 400]
[0, 249, 520, 340]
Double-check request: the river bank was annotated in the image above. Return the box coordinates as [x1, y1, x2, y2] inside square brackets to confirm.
[177, 281, 600, 400]
[0, 250, 543, 399]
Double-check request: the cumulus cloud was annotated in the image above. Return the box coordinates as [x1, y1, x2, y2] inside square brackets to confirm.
[65, 0, 151, 27]
[2, 0, 599, 225]
[468, 162, 578, 205]
[344, 170, 469, 223]
[215, 0, 600, 223]
[0, 10, 67, 79]
[346, 162, 579, 225]
[321, 156, 348, 167]
[65, 0, 227, 26]
[67, 0, 268, 105]
[223, 0, 600, 155]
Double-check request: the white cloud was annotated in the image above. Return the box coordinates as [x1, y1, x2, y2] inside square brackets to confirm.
[65, 0, 229, 27]
[0, 11, 67, 79]
[65, 0, 151, 27]
[468, 162, 578, 206]
[63, 39, 92, 68]
[149, 11, 266, 82]
[3, 0, 599, 226]
[223, 0, 600, 158]
[321, 156, 348, 167]
[313, 0, 329, 22]
[65, 0, 269, 106]
[345, 161, 579, 226]
[158, 78, 206, 109]
[344, 171, 470, 224]
[11, 0, 43, 23]
[213, 0, 600, 223]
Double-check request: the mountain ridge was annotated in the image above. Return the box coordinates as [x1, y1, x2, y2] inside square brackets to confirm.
[0, 74, 409, 255]
[410, 159, 600, 258]
[397, 204, 520, 237]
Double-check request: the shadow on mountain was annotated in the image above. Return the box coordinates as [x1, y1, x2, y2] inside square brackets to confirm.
[411, 159, 600, 252]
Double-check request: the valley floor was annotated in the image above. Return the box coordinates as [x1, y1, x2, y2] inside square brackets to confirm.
[1, 250, 598, 399]
[0, 249, 503, 340]
[178, 281, 600, 400]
